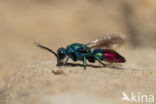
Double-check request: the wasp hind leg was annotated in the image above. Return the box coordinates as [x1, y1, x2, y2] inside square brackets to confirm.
[95, 57, 106, 67]
[83, 57, 87, 70]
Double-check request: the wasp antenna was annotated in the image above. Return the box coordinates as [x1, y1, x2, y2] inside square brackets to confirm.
[34, 42, 58, 58]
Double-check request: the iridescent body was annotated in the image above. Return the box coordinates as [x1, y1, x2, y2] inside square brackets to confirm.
[65, 43, 125, 64]
[36, 34, 126, 70]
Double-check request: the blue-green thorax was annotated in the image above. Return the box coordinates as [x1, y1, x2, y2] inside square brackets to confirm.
[66, 43, 92, 61]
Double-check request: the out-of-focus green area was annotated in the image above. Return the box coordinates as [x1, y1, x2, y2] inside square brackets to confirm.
[0, 0, 156, 87]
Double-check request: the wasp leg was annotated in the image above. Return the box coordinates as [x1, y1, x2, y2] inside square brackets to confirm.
[65, 56, 70, 64]
[83, 57, 87, 70]
[95, 57, 106, 67]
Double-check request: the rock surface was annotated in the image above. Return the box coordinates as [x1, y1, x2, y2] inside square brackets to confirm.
[0, 48, 156, 104]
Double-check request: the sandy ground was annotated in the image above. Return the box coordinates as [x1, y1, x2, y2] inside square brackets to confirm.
[0, 0, 156, 104]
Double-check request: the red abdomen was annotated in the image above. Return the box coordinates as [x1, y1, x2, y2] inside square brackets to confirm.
[93, 49, 126, 63]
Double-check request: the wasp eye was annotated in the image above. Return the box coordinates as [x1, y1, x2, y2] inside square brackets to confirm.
[57, 48, 66, 60]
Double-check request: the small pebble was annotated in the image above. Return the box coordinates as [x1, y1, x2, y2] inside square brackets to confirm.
[52, 66, 63, 75]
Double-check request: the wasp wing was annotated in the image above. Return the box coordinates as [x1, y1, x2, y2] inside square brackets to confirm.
[86, 34, 126, 49]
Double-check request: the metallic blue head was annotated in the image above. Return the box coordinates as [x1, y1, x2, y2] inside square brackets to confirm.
[35, 42, 66, 65]
[57, 48, 66, 60]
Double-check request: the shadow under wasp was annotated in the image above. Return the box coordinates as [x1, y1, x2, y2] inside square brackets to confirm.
[35, 34, 126, 70]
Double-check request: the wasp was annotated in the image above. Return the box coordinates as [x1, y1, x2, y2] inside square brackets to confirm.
[36, 34, 126, 70]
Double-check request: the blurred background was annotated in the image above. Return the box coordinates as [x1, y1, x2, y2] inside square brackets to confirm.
[0, 0, 156, 88]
